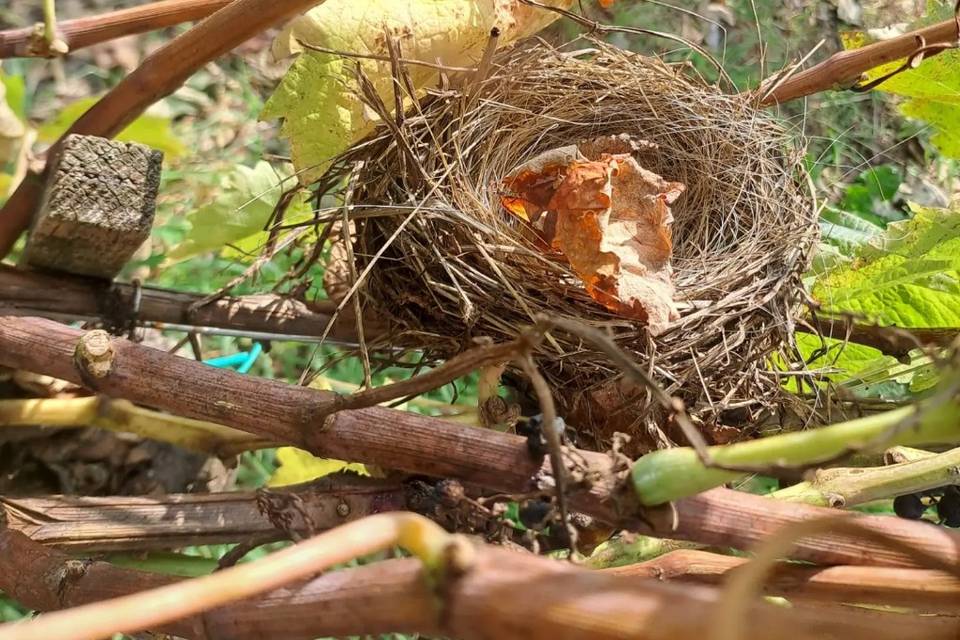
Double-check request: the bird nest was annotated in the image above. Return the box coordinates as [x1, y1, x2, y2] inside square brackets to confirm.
[317, 40, 818, 454]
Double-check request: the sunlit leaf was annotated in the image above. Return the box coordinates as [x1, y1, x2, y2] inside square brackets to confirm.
[842, 31, 960, 158]
[166, 161, 311, 262]
[0, 67, 25, 165]
[0, 67, 26, 121]
[262, 0, 574, 183]
[813, 205, 960, 327]
[37, 97, 186, 158]
[267, 446, 369, 487]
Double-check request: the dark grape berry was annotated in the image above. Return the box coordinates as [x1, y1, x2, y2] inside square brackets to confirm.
[518, 500, 552, 529]
[937, 486, 960, 527]
[517, 414, 548, 458]
[893, 492, 927, 520]
[517, 415, 567, 459]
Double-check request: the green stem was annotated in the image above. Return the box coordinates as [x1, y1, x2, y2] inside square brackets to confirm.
[39, 0, 68, 55]
[631, 400, 960, 506]
[42, 0, 57, 44]
[770, 446, 960, 507]
[105, 552, 219, 578]
[585, 535, 702, 570]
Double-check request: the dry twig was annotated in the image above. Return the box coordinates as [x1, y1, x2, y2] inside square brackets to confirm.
[0, 0, 231, 59]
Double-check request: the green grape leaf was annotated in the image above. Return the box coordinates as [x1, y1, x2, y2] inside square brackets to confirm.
[167, 161, 310, 262]
[779, 333, 938, 399]
[38, 97, 186, 158]
[261, 0, 572, 184]
[819, 207, 885, 253]
[812, 205, 960, 327]
[821, 165, 907, 255]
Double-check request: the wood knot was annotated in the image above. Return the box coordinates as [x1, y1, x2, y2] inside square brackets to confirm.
[74, 330, 115, 380]
[441, 535, 476, 578]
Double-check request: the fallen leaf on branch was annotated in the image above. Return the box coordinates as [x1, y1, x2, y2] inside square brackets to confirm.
[269, 447, 369, 487]
[501, 136, 684, 334]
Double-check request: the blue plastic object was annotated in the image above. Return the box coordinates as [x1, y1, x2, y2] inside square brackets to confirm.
[236, 342, 262, 374]
[205, 341, 263, 373]
[204, 352, 249, 368]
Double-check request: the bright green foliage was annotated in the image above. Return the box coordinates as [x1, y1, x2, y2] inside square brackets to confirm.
[844, 31, 960, 159]
[820, 165, 906, 253]
[775, 332, 936, 399]
[261, 0, 570, 184]
[167, 161, 311, 262]
[813, 205, 960, 327]
[820, 207, 885, 253]
[792, 332, 896, 384]
[838, 165, 903, 224]
[37, 96, 186, 158]
[0, 67, 25, 169]
[791, 332, 939, 398]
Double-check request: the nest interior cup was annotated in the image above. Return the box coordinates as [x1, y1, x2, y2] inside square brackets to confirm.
[326, 40, 818, 454]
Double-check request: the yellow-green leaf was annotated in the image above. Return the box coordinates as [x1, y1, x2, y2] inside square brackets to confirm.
[0, 68, 25, 165]
[167, 161, 310, 262]
[267, 446, 369, 487]
[842, 30, 960, 158]
[262, 0, 574, 184]
[38, 97, 186, 158]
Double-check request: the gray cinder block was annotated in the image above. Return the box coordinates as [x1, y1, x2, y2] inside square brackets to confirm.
[22, 133, 162, 279]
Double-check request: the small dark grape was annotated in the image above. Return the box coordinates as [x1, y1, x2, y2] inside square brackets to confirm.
[893, 493, 927, 520]
[937, 486, 960, 527]
[518, 414, 548, 458]
[517, 415, 567, 459]
[518, 500, 552, 529]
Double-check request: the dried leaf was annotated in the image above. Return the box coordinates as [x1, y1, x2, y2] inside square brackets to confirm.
[501, 137, 684, 334]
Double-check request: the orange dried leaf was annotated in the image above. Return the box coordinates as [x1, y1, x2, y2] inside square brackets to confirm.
[502, 138, 684, 334]
[555, 154, 683, 333]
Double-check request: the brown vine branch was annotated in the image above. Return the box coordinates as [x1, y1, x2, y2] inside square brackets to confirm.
[0, 0, 326, 260]
[2, 316, 960, 566]
[0, 512, 460, 640]
[0, 315, 628, 525]
[330, 338, 526, 413]
[1, 475, 408, 552]
[607, 548, 960, 613]
[676, 486, 960, 568]
[713, 516, 960, 640]
[0, 265, 367, 342]
[760, 14, 960, 106]
[2, 516, 958, 640]
[0, 0, 230, 59]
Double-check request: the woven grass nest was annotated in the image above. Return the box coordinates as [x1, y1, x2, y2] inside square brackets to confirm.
[321, 39, 818, 454]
